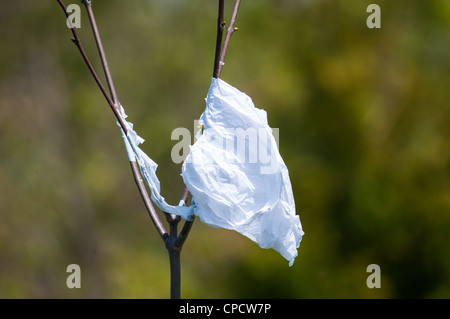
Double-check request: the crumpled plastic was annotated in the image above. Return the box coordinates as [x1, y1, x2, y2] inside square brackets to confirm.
[181, 78, 304, 266]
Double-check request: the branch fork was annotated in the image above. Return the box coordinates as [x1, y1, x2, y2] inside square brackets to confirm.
[56, 0, 241, 299]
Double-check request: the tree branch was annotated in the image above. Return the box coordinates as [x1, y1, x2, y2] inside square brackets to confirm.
[213, 0, 225, 79]
[171, 0, 228, 253]
[130, 162, 168, 240]
[82, 0, 119, 107]
[81, 0, 172, 238]
[217, 0, 241, 78]
[172, 0, 229, 251]
[175, 216, 195, 251]
[56, 0, 168, 240]
[171, 187, 194, 255]
[56, 0, 127, 131]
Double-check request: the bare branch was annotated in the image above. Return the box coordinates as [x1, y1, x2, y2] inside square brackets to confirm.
[175, 217, 195, 251]
[81, 0, 170, 239]
[217, 0, 241, 78]
[171, 0, 230, 250]
[213, 0, 225, 79]
[180, 186, 190, 204]
[130, 162, 168, 239]
[55, 0, 127, 131]
[82, 0, 119, 107]
[56, 0, 168, 240]
[174, 186, 194, 250]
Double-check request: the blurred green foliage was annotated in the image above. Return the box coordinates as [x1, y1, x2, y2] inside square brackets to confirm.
[1, 0, 449, 298]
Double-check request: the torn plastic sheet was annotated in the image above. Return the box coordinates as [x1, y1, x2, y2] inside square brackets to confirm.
[181, 78, 304, 266]
[117, 105, 195, 220]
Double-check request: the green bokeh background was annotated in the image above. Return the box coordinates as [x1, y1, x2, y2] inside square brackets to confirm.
[1, 0, 449, 298]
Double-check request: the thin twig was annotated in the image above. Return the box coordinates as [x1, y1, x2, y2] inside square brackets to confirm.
[56, 0, 127, 131]
[56, 0, 168, 239]
[130, 162, 168, 239]
[175, 0, 242, 250]
[82, 0, 119, 107]
[80, 0, 176, 235]
[80, 0, 171, 239]
[180, 186, 190, 204]
[217, 0, 241, 78]
[172, 0, 227, 250]
[172, 0, 228, 250]
[213, 0, 225, 79]
[175, 216, 195, 251]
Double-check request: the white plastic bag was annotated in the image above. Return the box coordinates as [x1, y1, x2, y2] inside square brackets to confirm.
[182, 78, 304, 266]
